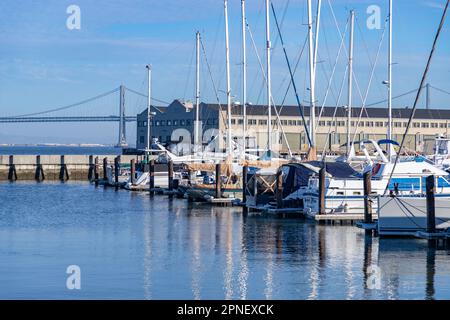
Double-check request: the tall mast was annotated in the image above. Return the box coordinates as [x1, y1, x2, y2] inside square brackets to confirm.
[387, 0, 393, 160]
[307, 0, 316, 148]
[195, 31, 201, 154]
[146, 65, 152, 151]
[347, 10, 355, 157]
[241, 0, 247, 150]
[224, 0, 233, 155]
[313, 0, 322, 76]
[265, 0, 273, 151]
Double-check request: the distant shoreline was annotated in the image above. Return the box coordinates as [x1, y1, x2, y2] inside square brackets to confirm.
[0, 144, 115, 147]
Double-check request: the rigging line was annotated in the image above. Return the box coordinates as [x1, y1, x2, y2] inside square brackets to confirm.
[321, 65, 349, 158]
[279, 34, 309, 109]
[383, 0, 449, 196]
[246, 19, 293, 157]
[124, 87, 170, 105]
[351, 17, 388, 143]
[9, 87, 120, 118]
[271, 2, 312, 147]
[316, 17, 349, 126]
[396, 198, 427, 230]
[199, 37, 228, 128]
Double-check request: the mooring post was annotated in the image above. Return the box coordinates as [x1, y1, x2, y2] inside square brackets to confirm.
[215, 163, 222, 199]
[8, 155, 17, 182]
[35, 155, 45, 182]
[242, 166, 248, 215]
[59, 155, 69, 182]
[149, 159, 155, 196]
[168, 160, 174, 198]
[88, 155, 94, 182]
[103, 157, 108, 181]
[276, 169, 283, 209]
[363, 171, 373, 224]
[114, 156, 120, 189]
[426, 175, 436, 234]
[318, 167, 326, 215]
[94, 156, 99, 187]
[130, 159, 136, 185]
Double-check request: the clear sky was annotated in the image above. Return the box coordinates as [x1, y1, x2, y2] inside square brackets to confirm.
[0, 0, 449, 145]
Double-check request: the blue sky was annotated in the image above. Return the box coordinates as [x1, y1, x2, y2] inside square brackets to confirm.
[0, 0, 449, 145]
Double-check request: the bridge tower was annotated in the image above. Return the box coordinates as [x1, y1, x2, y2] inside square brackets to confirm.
[117, 85, 128, 147]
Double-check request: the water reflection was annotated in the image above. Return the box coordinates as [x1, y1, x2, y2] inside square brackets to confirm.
[2, 182, 450, 299]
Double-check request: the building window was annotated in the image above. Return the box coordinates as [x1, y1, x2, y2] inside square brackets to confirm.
[366, 121, 374, 127]
[180, 120, 186, 126]
[431, 123, 438, 128]
[155, 121, 160, 126]
[421, 123, 429, 128]
[298, 120, 304, 126]
[375, 122, 384, 127]
[440, 123, 446, 128]
[337, 121, 345, 127]
[413, 122, 420, 128]
[231, 119, 236, 125]
[259, 119, 267, 125]
[319, 121, 326, 127]
[238, 119, 244, 125]
[248, 119, 257, 125]
[394, 122, 402, 128]
[139, 136, 145, 143]
[186, 120, 191, 126]
[161, 120, 166, 126]
[143, 121, 147, 127]
[167, 120, 172, 126]
[173, 120, 178, 126]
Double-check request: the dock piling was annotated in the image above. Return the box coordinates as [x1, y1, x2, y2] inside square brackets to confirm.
[168, 160, 174, 198]
[88, 155, 94, 182]
[318, 167, 326, 215]
[103, 157, 108, 181]
[363, 171, 373, 224]
[35, 155, 45, 182]
[426, 175, 436, 234]
[242, 166, 248, 215]
[59, 155, 69, 182]
[114, 156, 120, 190]
[130, 159, 136, 185]
[8, 155, 17, 182]
[276, 169, 283, 209]
[94, 157, 99, 187]
[215, 163, 222, 199]
[150, 159, 155, 197]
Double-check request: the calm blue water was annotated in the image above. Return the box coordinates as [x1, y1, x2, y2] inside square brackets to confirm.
[0, 146, 122, 155]
[1, 182, 450, 300]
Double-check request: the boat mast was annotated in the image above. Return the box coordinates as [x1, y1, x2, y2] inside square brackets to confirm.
[387, 0, 393, 160]
[313, 0, 322, 79]
[224, 0, 233, 155]
[347, 10, 355, 157]
[265, 0, 273, 152]
[146, 64, 152, 152]
[307, 0, 316, 149]
[195, 31, 201, 154]
[241, 0, 247, 151]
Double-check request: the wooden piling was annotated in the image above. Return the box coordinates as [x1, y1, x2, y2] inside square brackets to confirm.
[103, 157, 108, 181]
[215, 163, 222, 199]
[130, 159, 136, 185]
[276, 169, 283, 209]
[242, 166, 248, 215]
[59, 155, 69, 182]
[94, 157, 99, 187]
[35, 155, 45, 182]
[363, 171, 373, 224]
[426, 175, 436, 234]
[88, 155, 94, 182]
[318, 167, 326, 215]
[8, 155, 17, 182]
[168, 160, 174, 198]
[114, 156, 120, 189]
[149, 159, 155, 197]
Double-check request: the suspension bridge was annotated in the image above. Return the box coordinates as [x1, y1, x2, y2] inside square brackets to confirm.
[0, 85, 168, 147]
